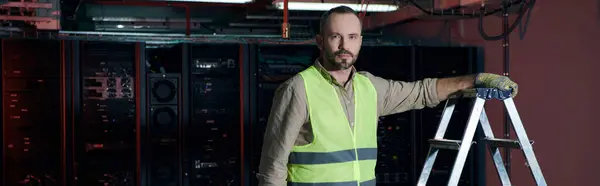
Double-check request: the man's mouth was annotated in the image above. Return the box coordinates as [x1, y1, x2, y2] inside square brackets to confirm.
[337, 53, 352, 58]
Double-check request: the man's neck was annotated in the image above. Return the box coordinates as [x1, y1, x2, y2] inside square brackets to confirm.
[319, 58, 353, 86]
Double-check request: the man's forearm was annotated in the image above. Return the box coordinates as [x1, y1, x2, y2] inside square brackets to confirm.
[436, 75, 476, 101]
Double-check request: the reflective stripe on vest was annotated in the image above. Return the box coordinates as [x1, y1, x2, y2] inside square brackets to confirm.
[288, 65, 379, 185]
[289, 148, 378, 164]
[288, 178, 376, 186]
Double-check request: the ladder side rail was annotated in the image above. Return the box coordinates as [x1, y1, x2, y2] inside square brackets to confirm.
[434, 98, 458, 138]
[417, 98, 458, 186]
[503, 98, 547, 186]
[447, 98, 486, 186]
[480, 109, 512, 186]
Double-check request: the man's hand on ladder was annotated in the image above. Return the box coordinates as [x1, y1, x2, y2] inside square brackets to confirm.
[475, 73, 519, 97]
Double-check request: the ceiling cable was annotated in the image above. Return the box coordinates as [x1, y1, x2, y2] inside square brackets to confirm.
[478, 0, 536, 41]
[402, 0, 536, 41]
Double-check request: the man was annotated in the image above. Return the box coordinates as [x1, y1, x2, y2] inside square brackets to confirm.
[257, 6, 518, 186]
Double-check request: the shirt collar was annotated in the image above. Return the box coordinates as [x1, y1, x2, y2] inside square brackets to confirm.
[313, 59, 357, 87]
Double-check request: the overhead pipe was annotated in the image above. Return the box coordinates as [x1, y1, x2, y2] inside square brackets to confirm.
[230, 22, 309, 28]
[91, 17, 212, 23]
[281, 0, 289, 38]
[185, 5, 191, 35]
[90, 1, 255, 36]
[0, 15, 54, 22]
[247, 15, 320, 20]
[0, 2, 53, 8]
[93, 22, 208, 31]
[89, 1, 249, 7]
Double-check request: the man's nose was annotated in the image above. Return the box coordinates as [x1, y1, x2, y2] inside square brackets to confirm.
[338, 38, 347, 50]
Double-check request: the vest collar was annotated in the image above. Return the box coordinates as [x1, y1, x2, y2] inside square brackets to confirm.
[313, 59, 357, 88]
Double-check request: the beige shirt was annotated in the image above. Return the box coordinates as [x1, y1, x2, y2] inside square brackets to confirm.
[257, 61, 441, 186]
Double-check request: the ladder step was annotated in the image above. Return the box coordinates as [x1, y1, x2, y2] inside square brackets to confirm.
[483, 138, 534, 149]
[429, 139, 476, 150]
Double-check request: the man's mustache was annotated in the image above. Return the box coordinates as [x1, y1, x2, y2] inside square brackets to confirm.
[334, 50, 353, 56]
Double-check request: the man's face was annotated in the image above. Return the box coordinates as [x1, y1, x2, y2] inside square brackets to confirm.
[317, 13, 363, 70]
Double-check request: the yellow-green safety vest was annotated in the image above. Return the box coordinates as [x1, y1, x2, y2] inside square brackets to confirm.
[287, 65, 378, 186]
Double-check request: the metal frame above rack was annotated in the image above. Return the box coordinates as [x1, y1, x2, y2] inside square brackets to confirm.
[0, 30, 481, 47]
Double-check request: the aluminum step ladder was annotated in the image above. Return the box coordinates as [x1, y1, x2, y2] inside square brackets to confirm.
[417, 88, 547, 186]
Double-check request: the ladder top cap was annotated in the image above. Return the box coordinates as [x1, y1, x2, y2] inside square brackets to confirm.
[451, 88, 512, 100]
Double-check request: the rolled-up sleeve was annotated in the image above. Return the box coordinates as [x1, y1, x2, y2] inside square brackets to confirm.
[361, 72, 441, 116]
[257, 76, 307, 186]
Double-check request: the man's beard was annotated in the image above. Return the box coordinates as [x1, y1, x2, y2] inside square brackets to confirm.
[324, 48, 356, 70]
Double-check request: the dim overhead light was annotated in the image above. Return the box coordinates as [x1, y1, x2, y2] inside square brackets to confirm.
[274, 2, 398, 12]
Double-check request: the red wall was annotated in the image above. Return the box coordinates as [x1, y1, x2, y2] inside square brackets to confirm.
[388, 0, 600, 185]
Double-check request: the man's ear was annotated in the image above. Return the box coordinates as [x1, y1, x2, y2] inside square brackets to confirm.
[359, 35, 363, 46]
[315, 35, 323, 50]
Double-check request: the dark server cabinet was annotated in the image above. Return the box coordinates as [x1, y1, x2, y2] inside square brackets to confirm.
[415, 46, 484, 186]
[187, 43, 243, 186]
[1, 40, 63, 186]
[145, 44, 184, 186]
[76, 41, 138, 186]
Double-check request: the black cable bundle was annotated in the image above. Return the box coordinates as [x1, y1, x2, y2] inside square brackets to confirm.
[402, 0, 536, 41]
[479, 0, 537, 41]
